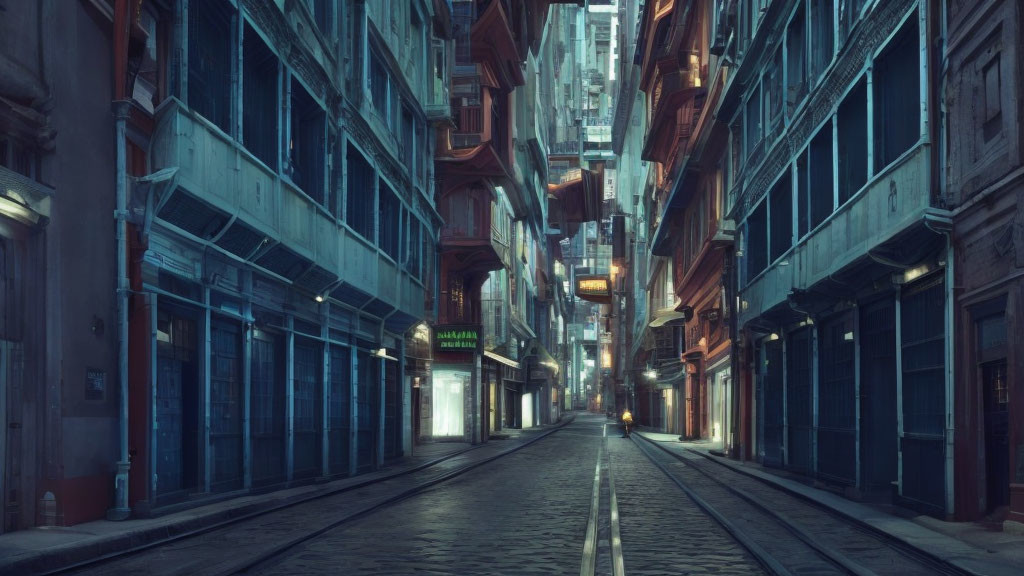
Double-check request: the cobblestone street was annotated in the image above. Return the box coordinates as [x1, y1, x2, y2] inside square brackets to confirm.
[250, 416, 605, 575]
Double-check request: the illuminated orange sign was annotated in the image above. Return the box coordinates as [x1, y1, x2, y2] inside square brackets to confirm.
[575, 275, 612, 304]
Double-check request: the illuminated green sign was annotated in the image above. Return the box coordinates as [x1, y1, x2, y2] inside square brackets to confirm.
[435, 325, 481, 352]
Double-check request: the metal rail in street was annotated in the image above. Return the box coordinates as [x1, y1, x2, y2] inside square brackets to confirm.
[45, 422, 571, 576]
[632, 434, 973, 576]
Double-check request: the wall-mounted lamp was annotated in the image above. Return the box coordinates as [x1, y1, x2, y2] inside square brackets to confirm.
[314, 294, 325, 303]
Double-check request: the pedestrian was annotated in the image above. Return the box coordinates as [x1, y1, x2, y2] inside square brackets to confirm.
[621, 409, 633, 438]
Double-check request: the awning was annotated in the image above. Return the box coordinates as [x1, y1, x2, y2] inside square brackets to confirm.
[649, 307, 688, 328]
[484, 350, 521, 370]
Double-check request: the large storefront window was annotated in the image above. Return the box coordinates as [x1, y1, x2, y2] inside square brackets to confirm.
[433, 366, 468, 437]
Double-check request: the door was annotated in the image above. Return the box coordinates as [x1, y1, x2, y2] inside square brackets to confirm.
[356, 352, 379, 471]
[860, 299, 897, 492]
[383, 359, 399, 460]
[293, 339, 323, 479]
[786, 328, 814, 474]
[983, 361, 1009, 513]
[761, 339, 784, 467]
[251, 333, 285, 487]
[899, 278, 946, 514]
[818, 313, 856, 485]
[210, 320, 242, 493]
[328, 346, 351, 475]
[155, 307, 200, 503]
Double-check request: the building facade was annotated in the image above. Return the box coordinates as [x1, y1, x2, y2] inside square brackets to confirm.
[722, 0, 951, 516]
[946, 0, 1024, 525]
[0, 1, 120, 532]
[635, 0, 734, 446]
[118, 0, 448, 515]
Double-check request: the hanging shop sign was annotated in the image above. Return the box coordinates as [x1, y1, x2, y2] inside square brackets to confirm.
[575, 275, 612, 304]
[434, 324, 482, 353]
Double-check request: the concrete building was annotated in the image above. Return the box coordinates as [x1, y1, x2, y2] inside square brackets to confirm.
[116, 0, 449, 515]
[723, 0, 951, 517]
[0, 0, 120, 532]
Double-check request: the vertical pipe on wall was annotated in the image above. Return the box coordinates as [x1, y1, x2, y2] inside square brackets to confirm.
[203, 287, 212, 492]
[109, 0, 132, 522]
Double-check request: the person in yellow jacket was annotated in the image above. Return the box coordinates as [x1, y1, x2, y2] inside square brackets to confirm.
[621, 409, 633, 438]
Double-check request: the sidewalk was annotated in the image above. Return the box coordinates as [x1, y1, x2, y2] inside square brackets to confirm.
[0, 417, 572, 576]
[635, 429, 1024, 576]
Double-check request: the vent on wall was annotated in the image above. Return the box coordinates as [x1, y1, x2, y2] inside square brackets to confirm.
[254, 244, 310, 281]
[215, 221, 266, 260]
[157, 191, 230, 240]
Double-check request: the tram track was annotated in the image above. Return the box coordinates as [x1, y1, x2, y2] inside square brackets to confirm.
[41, 421, 571, 576]
[631, 433, 975, 576]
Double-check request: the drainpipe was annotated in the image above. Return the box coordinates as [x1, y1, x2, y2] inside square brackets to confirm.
[109, 100, 132, 521]
[108, 0, 132, 521]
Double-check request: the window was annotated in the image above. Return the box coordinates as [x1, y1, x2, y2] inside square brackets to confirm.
[446, 191, 479, 237]
[289, 77, 327, 205]
[769, 171, 793, 262]
[378, 180, 400, 258]
[744, 86, 762, 160]
[982, 54, 1002, 141]
[188, 0, 233, 133]
[839, 0, 866, 44]
[406, 217, 422, 278]
[310, 0, 329, 37]
[243, 25, 278, 170]
[401, 106, 415, 171]
[453, 1, 475, 66]
[837, 79, 867, 205]
[809, 124, 834, 229]
[346, 145, 375, 240]
[786, 3, 807, 116]
[418, 123, 428, 186]
[765, 48, 784, 137]
[796, 153, 810, 237]
[132, 6, 162, 113]
[0, 137, 40, 181]
[745, 199, 768, 282]
[810, 0, 835, 82]
[873, 16, 920, 171]
[370, 49, 389, 119]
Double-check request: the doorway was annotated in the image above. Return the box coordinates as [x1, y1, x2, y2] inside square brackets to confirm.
[210, 320, 243, 493]
[859, 299, 898, 493]
[155, 306, 200, 503]
[977, 310, 1009, 515]
[761, 339, 784, 467]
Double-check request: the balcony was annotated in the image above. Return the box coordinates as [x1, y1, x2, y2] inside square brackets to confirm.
[642, 67, 704, 165]
[149, 99, 424, 322]
[439, 191, 511, 274]
[738, 145, 936, 327]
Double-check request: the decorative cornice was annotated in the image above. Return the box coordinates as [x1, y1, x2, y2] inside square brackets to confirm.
[240, 0, 337, 107]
